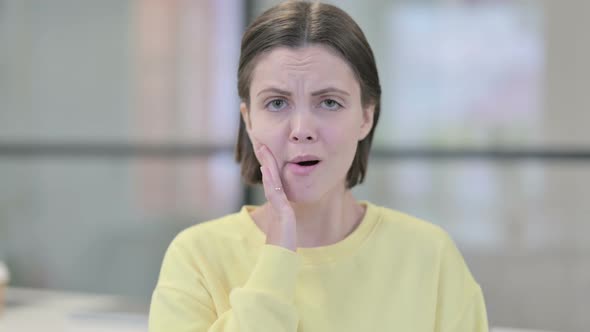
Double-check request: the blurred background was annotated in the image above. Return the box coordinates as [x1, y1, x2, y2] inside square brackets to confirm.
[0, 0, 588, 331]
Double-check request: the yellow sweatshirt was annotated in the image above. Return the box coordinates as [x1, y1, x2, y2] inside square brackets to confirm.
[149, 201, 488, 332]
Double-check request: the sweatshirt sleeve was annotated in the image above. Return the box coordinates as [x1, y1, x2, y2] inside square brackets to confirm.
[149, 238, 302, 332]
[444, 285, 489, 332]
[434, 232, 489, 332]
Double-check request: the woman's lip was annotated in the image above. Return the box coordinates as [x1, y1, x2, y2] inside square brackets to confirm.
[288, 155, 321, 163]
[286, 161, 321, 176]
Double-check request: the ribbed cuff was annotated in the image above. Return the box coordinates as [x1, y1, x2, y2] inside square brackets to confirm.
[243, 244, 302, 301]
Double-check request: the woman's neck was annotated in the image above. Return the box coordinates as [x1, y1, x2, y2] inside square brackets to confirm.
[252, 188, 366, 248]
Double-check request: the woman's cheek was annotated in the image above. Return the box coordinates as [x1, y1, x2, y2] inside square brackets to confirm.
[250, 127, 277, 162]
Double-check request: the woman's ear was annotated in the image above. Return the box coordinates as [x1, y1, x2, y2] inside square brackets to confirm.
[359, 104, 375, 141]
[240, 102, 252, 133]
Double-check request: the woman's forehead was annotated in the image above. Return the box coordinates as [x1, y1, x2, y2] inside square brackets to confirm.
[251, 45, 358, 94]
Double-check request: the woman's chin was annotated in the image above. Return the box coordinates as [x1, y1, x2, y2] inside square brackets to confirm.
[284, 186, 322, 204]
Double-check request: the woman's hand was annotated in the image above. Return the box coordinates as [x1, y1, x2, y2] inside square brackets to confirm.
[256, 144, 297, 252]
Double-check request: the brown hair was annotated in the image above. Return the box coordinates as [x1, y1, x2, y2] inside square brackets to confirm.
[235, 0, 381, 189]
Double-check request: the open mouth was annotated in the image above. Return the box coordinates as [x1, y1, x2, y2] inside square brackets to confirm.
[288, 159, 321, 175]
[296, 160, 320, 166]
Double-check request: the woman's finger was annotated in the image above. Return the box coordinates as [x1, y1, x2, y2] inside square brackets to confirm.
[259, 145, 283, 190]
[257, 145, 297, 251]
[260, 165, 277, 203]
[258, 146, 292, 214]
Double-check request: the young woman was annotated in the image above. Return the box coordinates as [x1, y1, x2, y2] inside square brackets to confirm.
[149, 1, 489, 331]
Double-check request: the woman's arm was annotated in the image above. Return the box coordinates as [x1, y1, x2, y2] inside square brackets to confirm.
[442, 284, 488, 332]
[149, 241, 301, 332]
[149, 144, 301, 332]
[434, 233, 489, 332]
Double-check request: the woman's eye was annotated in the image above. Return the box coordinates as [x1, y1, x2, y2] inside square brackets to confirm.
[266, 99, 287, 111]
[321, 99, 342, 111]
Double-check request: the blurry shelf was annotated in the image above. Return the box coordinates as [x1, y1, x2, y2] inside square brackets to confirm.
[1, 142, 589, 161]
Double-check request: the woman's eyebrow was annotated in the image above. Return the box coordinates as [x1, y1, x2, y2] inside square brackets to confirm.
[256, 87, 350, 97]
[256, 88, 291, 97]
[311, 87, 350, 96]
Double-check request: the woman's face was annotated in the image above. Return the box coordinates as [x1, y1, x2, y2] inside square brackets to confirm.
[241, 45, 374, 203]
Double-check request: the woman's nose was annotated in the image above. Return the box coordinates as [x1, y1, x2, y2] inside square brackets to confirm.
[289, 111, 317, 143]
